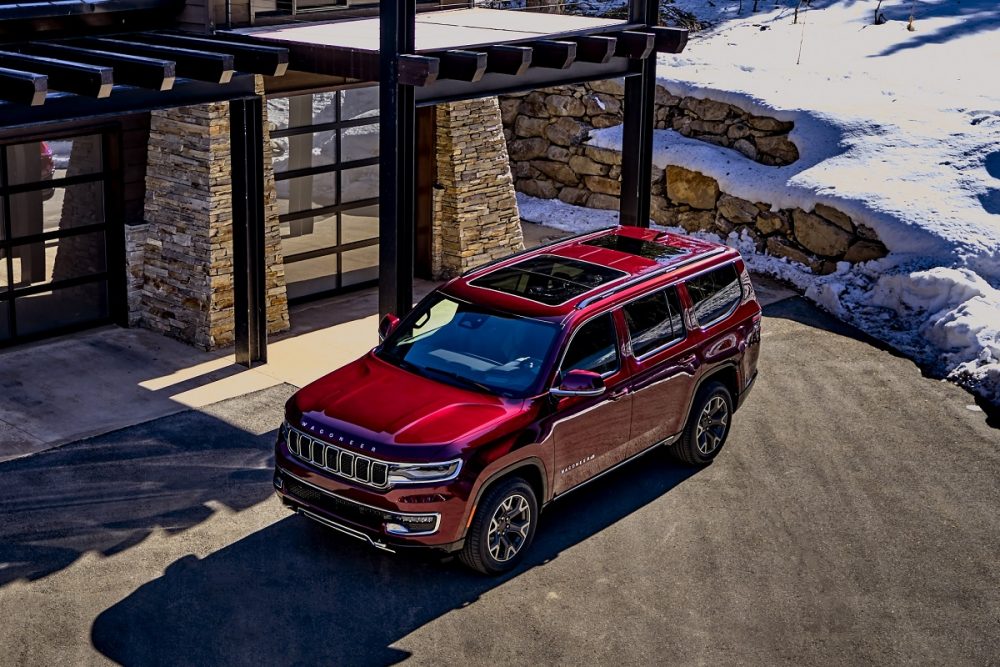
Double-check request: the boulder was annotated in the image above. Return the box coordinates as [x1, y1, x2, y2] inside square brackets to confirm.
[677, 209, 715, 233]
[518, 94, 548, 118]
[680, 96, 730, 121]
[584, 93, 622, 117]
[727, 123, 752, 141]
[588, 78, 625, 96]
[813, 203, 855, 233]
[545, 117, 588, 146]
[856, 223, 880, 241]
[507, 137, 548, 161]
[592, 115, 623, 129]
[792, 209, 852, 257]
[747, 115, 794, 132]
[499, 98, 520, 125]
[755, 209, 790, 236]
[767, 237, 819, 270]
[689, 120, 729, 136]
[843, 239, 889, 263]
[655, 86, 681, 107]
[583, 175, 621, 196]
[545, 94, 586, 117]
[585, 145, 623, 166]
[531, 160, 579, 186]
[733, 138, 758, 161]
[666, 165, 719, 210]
[559, 187, 591, 206]
[517, 179, 558, 199]
[547, 145, 572, 162]
[717, 194, 759, 224]
[514, 116, 548, 138]
[568, 155, 607, 176]
[756, 135, 799, 164]
[587, 193, 620, 210]
[650, 196, 679, 226]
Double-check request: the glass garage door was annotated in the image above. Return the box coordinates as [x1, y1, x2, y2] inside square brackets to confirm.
[0, 132, 117, 346]
[268, 86, 380, 302]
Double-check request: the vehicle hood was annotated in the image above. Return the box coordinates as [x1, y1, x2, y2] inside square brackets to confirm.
[287, 352, 522, 449]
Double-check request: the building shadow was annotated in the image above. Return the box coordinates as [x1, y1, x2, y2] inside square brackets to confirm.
[0, 384, 293, 587]
[90, 446, 698, 667]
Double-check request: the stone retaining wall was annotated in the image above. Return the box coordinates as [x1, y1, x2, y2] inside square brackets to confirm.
[499, 80, 799, 207]
[500, 81, 888, 270]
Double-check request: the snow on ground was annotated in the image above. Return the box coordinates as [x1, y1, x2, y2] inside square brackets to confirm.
[520, 0, 1000, 406]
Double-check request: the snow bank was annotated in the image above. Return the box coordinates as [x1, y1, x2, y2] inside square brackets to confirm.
[558, 0, 1000, 406]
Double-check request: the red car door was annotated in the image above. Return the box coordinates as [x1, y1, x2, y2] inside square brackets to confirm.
[549, 310, 634, 496]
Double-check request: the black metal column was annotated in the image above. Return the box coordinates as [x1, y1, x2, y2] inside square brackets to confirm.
[379, 0, 417, 318]
[231, 95, 268, 367]
[619, 0, 658, 228]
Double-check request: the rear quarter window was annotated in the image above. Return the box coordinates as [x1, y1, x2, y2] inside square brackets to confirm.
[686, 264, 742, 327]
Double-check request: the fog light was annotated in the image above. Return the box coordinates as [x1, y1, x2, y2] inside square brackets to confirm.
[384, 513, 439, 535]
[274, 475, 284, 490]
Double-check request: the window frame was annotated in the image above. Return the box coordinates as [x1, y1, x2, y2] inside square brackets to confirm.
[621, 284, 688, 362]
[555, 309, 623, 382]
[684, 261, 744, 330]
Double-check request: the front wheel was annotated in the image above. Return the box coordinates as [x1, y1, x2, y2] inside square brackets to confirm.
[459, 478, 538, 575]
[671, 381, 733, 466]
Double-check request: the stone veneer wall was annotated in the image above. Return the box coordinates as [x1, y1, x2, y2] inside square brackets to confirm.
[499, 80, 888, 271]
[135, 78, 288, 350]
[432, 97, 523, 278]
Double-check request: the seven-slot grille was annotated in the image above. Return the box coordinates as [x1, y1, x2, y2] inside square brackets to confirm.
[287, 427, 389, 488]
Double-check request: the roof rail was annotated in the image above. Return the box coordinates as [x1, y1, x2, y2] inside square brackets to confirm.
[574, 246, 728, 310]
[460, 226, 616, 279]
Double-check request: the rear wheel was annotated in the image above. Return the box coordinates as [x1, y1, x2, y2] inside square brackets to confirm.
[459, 478, 538, 575]
[671, 381, 733, 466]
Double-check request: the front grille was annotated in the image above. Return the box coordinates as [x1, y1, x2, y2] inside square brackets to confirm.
[287, 426, 390, 489]
[284, 478, 388, 530]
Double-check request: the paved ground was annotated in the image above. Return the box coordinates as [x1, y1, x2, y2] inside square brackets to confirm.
[1, 286, 997, 666]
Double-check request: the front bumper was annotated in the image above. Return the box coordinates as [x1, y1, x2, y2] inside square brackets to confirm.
[274, 440, 471, 553]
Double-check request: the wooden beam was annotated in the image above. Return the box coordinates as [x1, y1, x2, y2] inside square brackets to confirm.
[131, 32, 289, 77]
[573, 35, 617, 64]
[0, 52, 112, 98]
[486, 45, 531, 76]
[19, 43, 175, 91]
[75, 38, 235, 84]
[530, 40, 576, 70]
[436, 49, 487, 82]
[651, 27, 689, 54]
[399, 54, 439, 87]
[0, 66, 46, 106]
[614, 31, 655, 60]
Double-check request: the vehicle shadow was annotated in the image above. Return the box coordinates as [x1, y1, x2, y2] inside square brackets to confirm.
[90, 447, 698, 667]
[0, 384, 294, 587]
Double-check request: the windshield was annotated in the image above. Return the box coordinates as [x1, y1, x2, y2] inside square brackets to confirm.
[378, 293, 560, 397]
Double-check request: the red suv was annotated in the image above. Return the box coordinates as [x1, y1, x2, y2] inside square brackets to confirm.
[274, 226, 762, 574]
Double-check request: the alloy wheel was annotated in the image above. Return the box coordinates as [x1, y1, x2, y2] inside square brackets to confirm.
[487, 493, 531, 563]
[696, 395, 729, 455]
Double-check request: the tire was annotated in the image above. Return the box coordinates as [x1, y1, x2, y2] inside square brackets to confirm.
[671, 381, 734, 466]
[459, 478, 538, 575]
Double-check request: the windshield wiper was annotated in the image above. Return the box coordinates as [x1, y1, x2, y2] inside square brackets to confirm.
[423, 366, 494, 394]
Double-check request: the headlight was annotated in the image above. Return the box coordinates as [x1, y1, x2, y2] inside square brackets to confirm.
[387, 460, 462, 485]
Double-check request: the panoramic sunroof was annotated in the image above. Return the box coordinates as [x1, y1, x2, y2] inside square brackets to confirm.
[470, 255, 626, 306]
[582, 234, 687, 261]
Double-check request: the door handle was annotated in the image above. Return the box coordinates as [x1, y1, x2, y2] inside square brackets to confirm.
[609, 387, 629, 401]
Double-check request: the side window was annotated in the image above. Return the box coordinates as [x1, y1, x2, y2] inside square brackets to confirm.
[562, 313, 619, 377]
[686, 264, 742, 327]
[623, 287, 685, 358]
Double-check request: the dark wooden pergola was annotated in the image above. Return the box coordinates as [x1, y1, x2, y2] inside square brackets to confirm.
[234, 3, 687, 318]
[0, 31, 290, 366]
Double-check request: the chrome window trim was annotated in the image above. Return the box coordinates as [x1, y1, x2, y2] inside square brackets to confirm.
[554, 309, 622, 382]
[685, 260, 743, 331]
[280, 467, 441, 536]
[619, 284, 688, 363]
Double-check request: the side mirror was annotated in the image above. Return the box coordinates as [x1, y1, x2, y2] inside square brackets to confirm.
[550, 369, 606, 398]
[378, 313, 400, 342]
